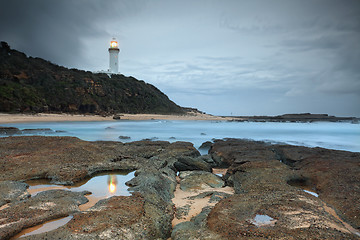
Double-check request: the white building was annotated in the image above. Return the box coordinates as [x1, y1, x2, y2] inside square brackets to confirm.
[94, 38, 120, 76]
[108, 38, 120, 73]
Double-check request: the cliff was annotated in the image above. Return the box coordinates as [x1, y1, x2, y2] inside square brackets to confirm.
[0, 41, 185, 114]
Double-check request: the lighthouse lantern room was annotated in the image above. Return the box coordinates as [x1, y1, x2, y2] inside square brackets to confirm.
[108, 38, 120, 73]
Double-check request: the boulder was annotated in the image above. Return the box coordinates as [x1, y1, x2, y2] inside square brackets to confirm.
[174, 156, 212, 172]
[118, 135, 131, 140]
[199, 141, 212, 150]
[179, 171, 224, 191]
[0, 181, 29, 206]
[0, 127, 21, 135]
[197, 154, 217, 167]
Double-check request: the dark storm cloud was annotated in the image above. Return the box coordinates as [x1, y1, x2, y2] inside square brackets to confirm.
[1, 0, 100, 66]
[0, 0, 145, 68]
[0, 0, 359, 116]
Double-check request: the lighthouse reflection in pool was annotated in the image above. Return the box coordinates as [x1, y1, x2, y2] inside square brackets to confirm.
[107, 174, 118, 194]
[27, 170, 135, 199]
[69, 171, 134, 198]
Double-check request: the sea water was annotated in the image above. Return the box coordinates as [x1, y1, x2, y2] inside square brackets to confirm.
[1, 120, 359, 152]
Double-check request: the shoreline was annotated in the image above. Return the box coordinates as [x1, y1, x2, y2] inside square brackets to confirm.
[0, 113, 357, 124]
[0, 113, 233, 124]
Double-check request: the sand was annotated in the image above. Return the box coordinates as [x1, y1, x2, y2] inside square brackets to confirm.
[0, 113, 233, 124]
[172, 176, 234, 227]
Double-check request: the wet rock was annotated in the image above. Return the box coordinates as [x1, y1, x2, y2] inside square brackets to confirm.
[188, 191, 232, 203]
[175, 204, 191, 220]
[174, 156, 212, 172]
[0, 137, 197, 184]
[118, 135, 131, 140]
[55, 130, 67, 133]
[126, 164, 177, 238]
[205, 139, 360, 239]
[199, 141, 212, 149]
[0, 136, 136, 184]
[21, 128, 54, 134]
[22, 194, 149, 240]
[0, 136, 204, 239]
[142, 137, 159, 141]
[210, 138, 277, 167]
[0, 181, 29, 206]
[179, 171, 224, 191]
[274, 144, 360, 230]
[198, 154, 217, 167]
[172, 207, 222, 240]
[0, 137, 202, 239]
[0, 190, 88, 240]
[0, 126, 21, 135]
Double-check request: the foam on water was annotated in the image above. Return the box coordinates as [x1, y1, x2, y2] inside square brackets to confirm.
[1, 120, 359, 152]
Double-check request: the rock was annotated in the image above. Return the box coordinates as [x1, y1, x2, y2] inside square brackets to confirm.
[172, 207, 222, 240]
[274, 144, 360, 230]
[205, 139, 360, 239]
[0, 181, 29, 206]
[188, 191, 232, 203]
[142, 137, 159, 141]
[199, 141, 212, 150]
[0, 136, 202, 239]
[26, 194, 155, 240]
[113, 114, 121, 120]
[55, 130, 67, 133]
[174, 156, 212, 172]
[2, 136, 358, 239]
[0, 127, 21, 135]
[197, 154, 217, 167]
[0, 190, 88, 240]
[118, 135, 131, 140]
[179, 171, 224, 191]
[21, 128, 54, 134]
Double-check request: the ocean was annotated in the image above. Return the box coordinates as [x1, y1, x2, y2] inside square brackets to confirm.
[1, 120, 359, 153]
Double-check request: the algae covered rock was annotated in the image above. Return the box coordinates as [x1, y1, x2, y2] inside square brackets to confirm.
[179, 171, 224, 191]
[174, 156, 212, 172]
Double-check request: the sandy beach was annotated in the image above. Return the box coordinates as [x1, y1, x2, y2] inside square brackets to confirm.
[0, 113, 232, 124]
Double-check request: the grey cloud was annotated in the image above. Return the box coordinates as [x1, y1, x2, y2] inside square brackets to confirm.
[1, 0, 359, 116]
[281, 36, 343, 52]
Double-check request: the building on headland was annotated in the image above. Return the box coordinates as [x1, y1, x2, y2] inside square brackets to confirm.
[94, 38, 120, 77]
[108, 38, 119, 73]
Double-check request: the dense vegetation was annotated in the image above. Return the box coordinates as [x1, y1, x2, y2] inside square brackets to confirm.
[0, 42, 185, 114]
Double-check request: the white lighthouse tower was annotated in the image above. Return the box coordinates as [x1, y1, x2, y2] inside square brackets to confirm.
[108, 38, 120, 73]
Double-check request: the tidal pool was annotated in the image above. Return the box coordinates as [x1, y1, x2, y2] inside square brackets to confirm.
[251, 214, 276, 227]
[27, 170, 135, 199]
[12, 170, 135, 239]
[11, 216, 73, 239]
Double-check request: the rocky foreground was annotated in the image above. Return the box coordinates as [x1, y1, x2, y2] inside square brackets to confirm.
[0, 136, 359, 239]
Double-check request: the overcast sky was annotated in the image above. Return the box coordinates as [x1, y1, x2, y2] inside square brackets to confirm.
[1, 0, 359, 116]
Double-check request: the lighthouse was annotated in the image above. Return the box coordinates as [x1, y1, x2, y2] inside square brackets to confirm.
[108, 38, 120, 73]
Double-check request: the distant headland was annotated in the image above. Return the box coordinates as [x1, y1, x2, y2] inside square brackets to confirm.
[230, 113, 359, 123]
[1, 42, 358, 123]
[0, 41, 191, 115]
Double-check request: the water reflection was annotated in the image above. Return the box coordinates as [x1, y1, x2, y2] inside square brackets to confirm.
[27, 171, 134, 198]
[18, 171, 134, 238]
[107, 175, 117, 194]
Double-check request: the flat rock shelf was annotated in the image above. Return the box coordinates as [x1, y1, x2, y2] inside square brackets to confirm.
[0, 136, 359, 239]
